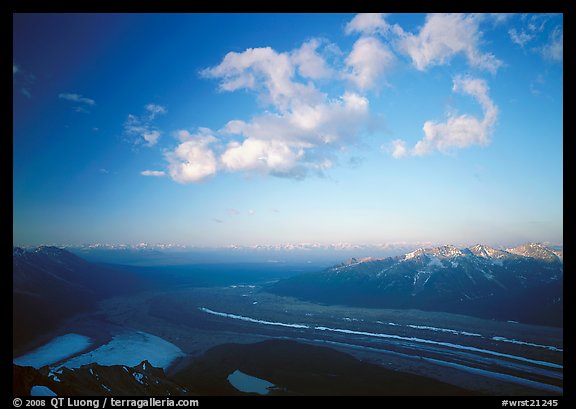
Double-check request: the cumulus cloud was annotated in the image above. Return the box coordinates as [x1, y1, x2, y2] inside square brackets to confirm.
[58, 93, 95, 106]
[345, 36, 395, 90]
[142, 14, 512, 183]
[165, 130, 218, 183]
[201, 45, 325, 111]
[345, 13, 391, 36]
[392, 76, 498, 157]
[218, 91, 369, 178]
[397, 13, 502, 73]
[123, 104, 167, 147]
[173, 41, 373, 182]
[290, 39, 334, 80]
[141, 170, 166, 177]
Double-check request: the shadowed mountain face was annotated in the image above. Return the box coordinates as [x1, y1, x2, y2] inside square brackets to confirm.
[268, 243, 563, 327]
[13, 246, 144, 349]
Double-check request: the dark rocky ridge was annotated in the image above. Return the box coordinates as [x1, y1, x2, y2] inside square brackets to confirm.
[13, 360, 188, 396]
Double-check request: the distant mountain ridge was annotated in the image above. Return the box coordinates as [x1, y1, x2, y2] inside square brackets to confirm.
[268, 243, 563, 326]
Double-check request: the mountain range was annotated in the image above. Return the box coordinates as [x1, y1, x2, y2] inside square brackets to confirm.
[268, 243, 563, 326]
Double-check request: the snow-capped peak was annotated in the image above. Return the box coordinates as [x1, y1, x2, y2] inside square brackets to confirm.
[426, 245, 463, 259]
[404, 248, 426, 260]
[507, 243, 561, 263]
[468, 244, 510, 260]
[404, 245, 463, 260]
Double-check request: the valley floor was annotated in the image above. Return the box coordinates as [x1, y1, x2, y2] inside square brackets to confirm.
[15, 284, 563, 396]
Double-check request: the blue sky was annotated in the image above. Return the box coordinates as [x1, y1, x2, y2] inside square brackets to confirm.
[13, 13, 563, 248]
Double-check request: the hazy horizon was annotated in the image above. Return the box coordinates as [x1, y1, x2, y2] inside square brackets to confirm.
[12, 239, 563, 250]
[13, 13, 563, 248]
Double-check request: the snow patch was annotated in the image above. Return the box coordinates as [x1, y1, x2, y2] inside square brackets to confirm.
[47, 368, 63, 382]
[228, 369, 276, 395]
[58, 332, 184, 370]
[412, 270, 433, 294]
[30, 385, 57, 396]
[133, 372, 145, 385]
[13, 334, 92, 369]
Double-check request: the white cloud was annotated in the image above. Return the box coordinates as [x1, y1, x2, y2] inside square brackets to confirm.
[221, 138, 304, 176]
[540, 26, 562, 62]
[506, 14, 562, 63]
[218, 92, 369, 178]
[58, 93, 95, 106]
[345, 36, 395, 90]
[13, 64, 19, 75]
[177, 41, 374, 182]
[508, 28, 534, 47]
[142, 130, 161, 146]
[201, 45, 324, 111]
[345, 13, 391, 36]
[161, 91, 370, 183]
[141, 170, 166, 177]
[165, 130, 218, 183]
[393, 76, 498, 158]
[390, 139, 408, 159]
[291, 39, 334, 80]
[145, 103, 167, 119]
[21, 88, 31, 99]
[123, 104, 166, 147]
[397, 13, 502, 73]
